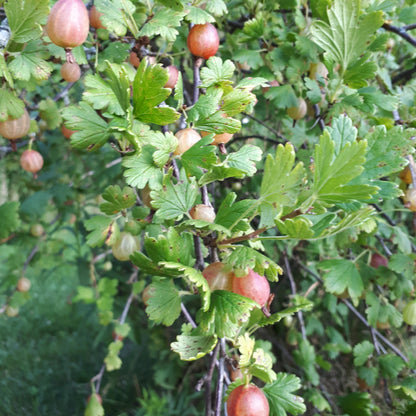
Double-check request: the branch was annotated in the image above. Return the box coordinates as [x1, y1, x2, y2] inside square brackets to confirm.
[383, 23, 416, 48]
[216, 227, 267, 247]
[214, 338, 227, 416]
[242, 112, 288, 142]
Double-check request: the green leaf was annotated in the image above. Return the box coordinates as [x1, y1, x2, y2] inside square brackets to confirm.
[338, 392, 379, 416]
[300, 130, 378, 211]
[95, 0, 136, 37]
[151, 176, 199, 221]
[263, 373, 306, 416]
[215, 193, 258, 233]
[260, 143, 305, 227]
[100, 185, 136, 215]
[204, 0, 227, 16]
[224, 246, 282, 282]
[221, 89, 257, 117]
[365, 292, 403, 328]
[200, 57, 236, 89]
[38, 98, 62, 130]
[197, 290, 257, 338]
[122, 147, 163, 189]
[325, 115, 358, 154]
[188, 89, 223, 122]
[84, 393, 104, 416]
[264, 84, 298, 109]
[199, 145, 262, 186]
[84, 216, 119, 247]
[179, 135, 217, 179]
[186, 6, 215, 24]
[140, 8, 186, 41]
[378, 354, 406, 379]
[133, 60, 180, 125]
[353, 341, 374, 366]
[62, 103, 110, 151]
[104, 340, 123, 371]
[0, 202, 20, 240]
[8, 41, 53, 81]
[305, 78, 322, 104]
[171, 325, 217, 360]
[140, 131, 178, 168]
[257, 302, 314, 328]
[0, 92, 24, 121]
[143, 229, 195, 268]
[6, 0, 49, 43]
[159, 262, 210, 311]
[293, 339, 320, 386]
[319, 259, 364, 305]
[310, 0, 384, 73]
[145, 280, 182, 326]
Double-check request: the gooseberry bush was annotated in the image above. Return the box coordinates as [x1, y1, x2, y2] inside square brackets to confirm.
[1, 1, 416, 415]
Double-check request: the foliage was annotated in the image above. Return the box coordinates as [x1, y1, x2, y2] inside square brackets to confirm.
[1, 0, 416, 415]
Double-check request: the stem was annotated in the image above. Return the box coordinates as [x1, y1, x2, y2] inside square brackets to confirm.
[383, 23, 416, 48]
[204, 341, 220, 416]
[193, 57, 203, 104]
[214, 338, 226, 416]
[217, 227, 267, 247]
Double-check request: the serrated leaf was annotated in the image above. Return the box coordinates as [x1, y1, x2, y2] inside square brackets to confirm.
[145, 280, 181, 326]
[95, 0, 136, 37]
[179, 135, 217, 179]
[171, 327, 217, 360]
[257, 302, 314, 328]
[204, 0, 227, 16]
[293, 339, 320, 386]
[159, 262, 210, 311]
[140, 8, 185, 41]
[197, 291, 257, 338]
[310, 0, 384, 74]
[122, 146, 163, 189]
[319, 259, 364, 305]
[100, 185, 136, 215]
[353, 341, 374, 366]
[300, 130, 378, 211]
[221, 89, 257, 117]
[8, 41, 53, 81]
[151, 176, 199, 221]
[0, 202, 20, 240]
[62, 103, 110, 151]
[224, 246, 282, 282]
[338, 392, 379, 416]
[215, 193, 258, 233]
[260, 143, 305, 227]
[263, 373, 306, 416]
[104, 340, 123, 371]
[139, 131, 178, 167]
[84, 216, 119, 247]
[6, 0, 49, 43]
[0, 92, 24, 121]
[188, 89, 223, 122]
[132, 60, 180, 125]
[186, 6, 215, 24]
[200, 57, 235, 88]
[365, 292, 403, 328]
[378, 354, 406, 379]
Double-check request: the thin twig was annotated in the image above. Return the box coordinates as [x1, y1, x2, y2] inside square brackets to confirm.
[383, 23, 416, 48]
[181, 302, 197, 328]
[242, 112, 288, 141]
[214, 338, 226, 416]
[204, 341, 220, 416]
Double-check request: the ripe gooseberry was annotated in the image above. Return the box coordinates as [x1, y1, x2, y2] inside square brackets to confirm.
[189, 204, 216, 223]
[111, 232, 140, 261]
[61, 61, 81, 82]
[227, 384, 270, 416]
[17, 277, 31, 292]
[187, 23, 220, 60]
[232, 268, 270, 307]
[164, 65, 179, 89]
[129, 53, 156, 68]
[20, 150, 44, 175]
[174, 128, 202, 155]
[370, 253, 388, 269]
[89, 5, 106, 29]
[46, 0, 89, 49]
[399, 166, 412, 184]
[200, 130, 233, 145]
[0, 108, 31, 140]
[404, 188, 416, 211]
[286, 97, 307, 121]
[202, 262, 234, 292]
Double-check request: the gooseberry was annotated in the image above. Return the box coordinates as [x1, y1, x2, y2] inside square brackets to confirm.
[232, 268, 270, 306]
[6, 306, 19, 317]
[202, 262, 234, 292]
[62, 124, 77, 139]
[165, 65, 179, 89]
[20, 150, 44, 174]
[30, 223, 44, 237]
[17, 277, 31, 292]
[0, 108, 31, 140]
[187, 23, 220, 60]
[111, 232, 140, 261]
[189, 204, 216, 223]
[174, 128, 202, 155]
[227, 384, 270, 416]
[370, 253, 388, 269]
[46, 0, 89, 49]
[89, 5, 106, 29]
[403, 300, 416, 325]
[61, 61, 81, 82]
[286, 98, 307, 121]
